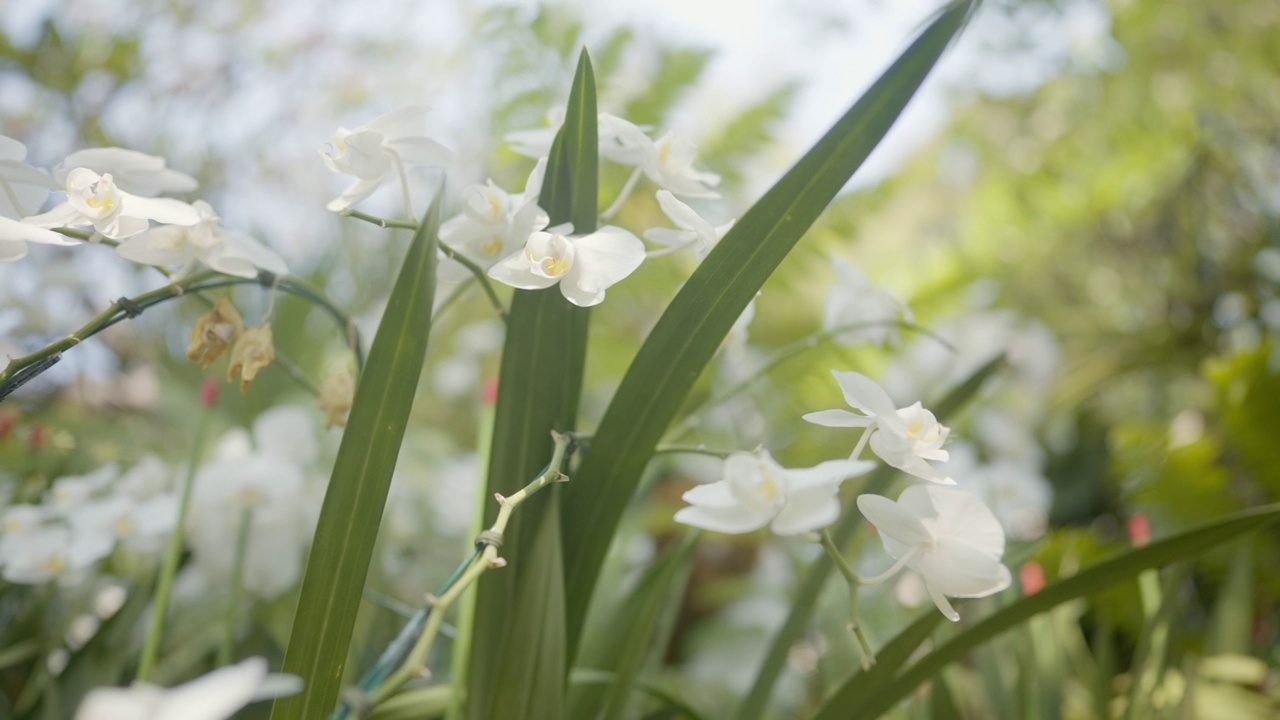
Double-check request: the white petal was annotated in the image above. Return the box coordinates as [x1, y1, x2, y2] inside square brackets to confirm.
[924, 580, 961, 622]
[674, 504, 772, 534]
[522, 156, 548, 199]
[770, 488, 840, 535]
[0, 238, 27, 262]
[559, 226, 645, 307]
[23, 203, 86, 229]
[786, 458, 874, 490]
[856, 493, 932, 549]
[326, 178, 385, 212]
[0, 135, 25, 161]
[916, 542, 1011, 598]
[155, 656, 267, 720]
[681, 480, 738, 509]
[802, 409, 874, 428]
[74, 686, 165, 720]
[643, 227, 694, 249]
[219, 231, 289, 276]
[911, 486, 1005, 556]
[121, 194, 200, 226]
[832, 370, 900, 421]
[363, 105, 430, 139]
[386, 136, 454, 168]
[487, 252, 558, 290]
[655, 190, 714, 236]
[0, 216, 77, 246]
[869, 433, 954, 484]
[96, 214, 150, 240]
[115, 227, 192, 267]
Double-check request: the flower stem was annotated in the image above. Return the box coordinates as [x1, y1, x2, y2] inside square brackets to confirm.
[218, 507, 254, 667]
[818, 530, 876, 670]
[340, 209, 509, 323]
[601, 167, 642, 221]
[669, 319, 949, 442]
[362, 432, 573, 709]
[136, 384, 215, 681]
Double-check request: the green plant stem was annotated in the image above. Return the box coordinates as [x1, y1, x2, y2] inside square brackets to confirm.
[365, 432, 573, 708]
[649, 444, 735, 458]
[817, 530, 875, 669]
[219, 508, 254, 667]
[137, 396, 214, 681]
[0, 271, 363, 401]
[342, 209, 508, 322]
[669, 319, 948, 441]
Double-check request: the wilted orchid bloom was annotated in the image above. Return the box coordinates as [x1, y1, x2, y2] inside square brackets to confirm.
[25, 169, 200, 240]
[675, 448, 873, 536]
[823, 256, 913, 347]
[187, 298, 244, 369]
[227, 324, 275, 392]
[488, 225, 645, 307]
[856, 485, 1011, 621]
[804, 370, 953, 484]
[439, 158, 548, 267]
[54, 147, 198, 197]
[320, 105, 453, 213]
[115, 200, 288, 278]
[0, 135, 81, 261]
[643, 190, 734, 261]
[73, 656, 300, 720]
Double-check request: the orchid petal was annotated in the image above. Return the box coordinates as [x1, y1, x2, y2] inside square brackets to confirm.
[802, 409, 875, 428]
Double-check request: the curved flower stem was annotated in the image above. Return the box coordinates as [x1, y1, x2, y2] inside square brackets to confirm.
[341, 209, 509, 323]
[650, 444, 735, 459]
[0, 269, 366, 402]
[363, 432, 574, 710]
[668, 319, 949, 442]
[219, 507, 254, 667]
[601, 167, 642, 221]
[818, 530, 876, 670]
[137, 385, 215, 681]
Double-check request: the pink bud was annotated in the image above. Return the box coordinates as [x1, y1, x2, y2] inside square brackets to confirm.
[0, 413, 14, 441]
[29, 422, 45, 450]
[1019, 561, 1045, 595]
[1127, 514, 1151, 548]
[200, 378, 219, 409]
[482, 379, 499, 406]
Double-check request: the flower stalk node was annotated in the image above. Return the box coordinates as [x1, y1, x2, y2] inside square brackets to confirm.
[474, 530, 504, 550]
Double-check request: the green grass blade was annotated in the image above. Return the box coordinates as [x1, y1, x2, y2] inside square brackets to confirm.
[818, 503, 1280, 720]
[560, 0, 975, 655]
[569, 533, 698, 720]
[464, 49, 596, 720]
[732, 355, 1001, 720]
[270, 191, 442, 720]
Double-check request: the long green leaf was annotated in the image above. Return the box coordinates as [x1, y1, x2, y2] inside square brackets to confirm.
[560, 0, 975, 656]
[464, 48, 597, 720]
[270, 192, 442, 720]
[569, 533, 698, 720]
[733, 355, 1002, 720]
[817, 503, 1280, 720]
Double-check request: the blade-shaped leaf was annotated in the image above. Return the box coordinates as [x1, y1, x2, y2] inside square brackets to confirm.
[569, 533, 698, 720]
[733, 354, 1001, 720]
[817, 503, 1280, 720]
[464, 48, 597, 720]
[270, 191, 442, 720]
[560, 0, 976, 655]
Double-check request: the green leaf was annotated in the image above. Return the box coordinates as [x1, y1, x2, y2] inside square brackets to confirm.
[464, 49, 597, 720]
[816, 503, 1280, 720]
[570, 670, 711, 720]
[732, 354, 1000, 720]
[560, 0, 975, 657]
[368, 686, 452, 720]
[270, 192, 442, 720]
[569, 533, 698, 720]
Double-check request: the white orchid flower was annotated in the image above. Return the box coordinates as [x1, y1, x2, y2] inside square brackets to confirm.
[25, 168, 200, 240]
[115, 200, 288, 278]
[643, 190, 734, 261]
[641, 130, 720, 199]
[488, 225, 645, 307]
[0, 135, 80, 261]
[823, 256, 913, 347]
[856, 485, 1012, 621]
[506, 107, 565, 159]
[0, 526, 112, 585]
[320, 105, 453, 213]
[54, 147, 198, 197]
[804, 370, 954, 484]
[439, 158, 549, 268]
[674, 448, 873, 536]
[73, 656, 300, 720]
